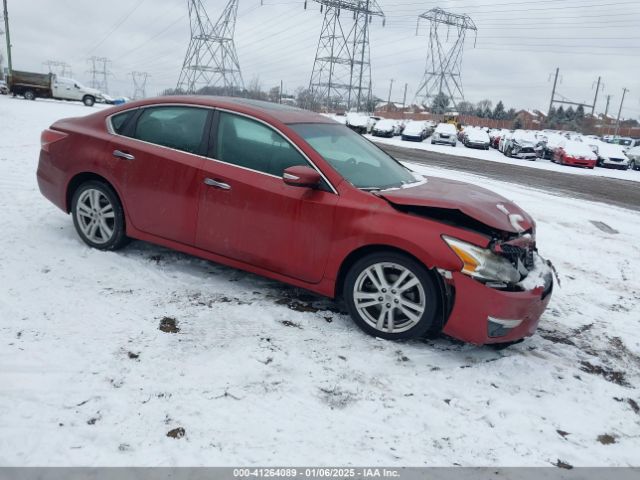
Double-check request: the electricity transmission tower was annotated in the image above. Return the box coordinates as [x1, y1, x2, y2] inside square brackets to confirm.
[44, 60, 72, 77]
[415, 8, 477, 111]
[177, 0, 244, 95]
[87, 56, 111, 93]
[131, 71, 149, 99]
[308, 0, 385, 112]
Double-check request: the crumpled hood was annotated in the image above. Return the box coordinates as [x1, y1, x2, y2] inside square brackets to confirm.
[380, 177, 535, 234]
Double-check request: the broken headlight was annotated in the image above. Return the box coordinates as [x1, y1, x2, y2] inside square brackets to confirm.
[443, 236, 521, 284]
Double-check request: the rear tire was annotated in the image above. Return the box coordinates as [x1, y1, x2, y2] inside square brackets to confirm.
[71, 181, 129, 251]
[24, 90, 36, 101]
[343, 251, 440, 340]
[83, 95, 96, 107]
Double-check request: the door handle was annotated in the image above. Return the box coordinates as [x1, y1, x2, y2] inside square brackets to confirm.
[204, 178, 231, 190]
[113, 149, 135, 161]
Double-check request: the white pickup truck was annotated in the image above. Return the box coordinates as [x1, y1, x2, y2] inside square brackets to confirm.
[7, 70, 105, 106]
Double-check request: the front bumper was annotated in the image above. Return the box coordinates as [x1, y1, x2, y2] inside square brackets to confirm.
[402, 134, 423, 141]
[564, 156, 596, 168]
[433, 136, 456, 145]
[373, 130, 394, 138]
[441, 258, 553, 345]
[512, 151, 537, 159]
[601, 158, 629, 169]
[466, 142, 489, 149]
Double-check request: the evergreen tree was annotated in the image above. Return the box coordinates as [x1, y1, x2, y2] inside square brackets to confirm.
[492, 101, 506, 120]
[431, 92, 450, 114]
[565, 106, 575, 121]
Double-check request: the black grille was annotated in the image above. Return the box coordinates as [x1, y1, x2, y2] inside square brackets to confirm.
[500, 244, 534, 270]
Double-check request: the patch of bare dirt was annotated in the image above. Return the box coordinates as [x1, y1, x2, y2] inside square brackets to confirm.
[166, 427, 185, 439]
[579, 361, 630, 387]
[159, 317, 179, 334]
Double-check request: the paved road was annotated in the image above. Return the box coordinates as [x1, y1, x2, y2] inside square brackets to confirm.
[377, 143, 640, 211]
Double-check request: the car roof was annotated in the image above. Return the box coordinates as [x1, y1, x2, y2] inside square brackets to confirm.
[124, 95, 336, 125]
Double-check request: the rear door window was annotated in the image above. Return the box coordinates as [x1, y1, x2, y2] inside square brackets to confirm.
[132, 106, 209, 155]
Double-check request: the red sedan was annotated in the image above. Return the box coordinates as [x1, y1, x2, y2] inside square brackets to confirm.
[37, 97, 553, 345]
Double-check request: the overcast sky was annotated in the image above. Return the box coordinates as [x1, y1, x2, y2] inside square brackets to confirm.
[2, 0, 639, 118]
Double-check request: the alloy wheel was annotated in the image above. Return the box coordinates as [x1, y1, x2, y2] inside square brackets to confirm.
[75, 188, 116, 244]
[353, 262, 426, 334]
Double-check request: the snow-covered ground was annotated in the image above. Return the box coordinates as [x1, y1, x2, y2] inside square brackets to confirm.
[364, 134, 640, 183]
[1, 95, 639, 467]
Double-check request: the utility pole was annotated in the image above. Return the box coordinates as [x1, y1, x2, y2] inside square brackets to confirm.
[592, 76, 601, 115]
[604, 95, 612, 135]
[614, 87, 628, 137]
[402, 82, 408, 109]
[3, 0, 12, 74]
[387, 78, 393, 112]
[548, 67, 559, 116]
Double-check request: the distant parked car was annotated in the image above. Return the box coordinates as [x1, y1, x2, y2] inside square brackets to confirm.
[490, 129, 509, 149]
[463, 128, 490, 150]
[537, 133, 566, 160]
[503, 130, 538, 160]
[552, 140, 598, 169]
[401, 121, 427, 142]
[626, 146, 640, 170]
[594, 142, 630, 170]
[0, 80, 8, 95]
[431, 123, 457, 146]
[371, 119, 397, 138]
[345, 113, 371, 134]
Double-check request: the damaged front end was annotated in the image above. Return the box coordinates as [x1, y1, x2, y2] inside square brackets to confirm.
[385, 200, 554, 344]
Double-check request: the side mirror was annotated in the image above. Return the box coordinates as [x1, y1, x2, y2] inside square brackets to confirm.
[282, 166, 321, 189]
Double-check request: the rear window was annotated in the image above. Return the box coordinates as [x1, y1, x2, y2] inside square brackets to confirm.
[110, 110, 135, 135]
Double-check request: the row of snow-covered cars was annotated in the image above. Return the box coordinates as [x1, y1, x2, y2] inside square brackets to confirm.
[485, 128, 640, 171]
[341, 113, 460, 145]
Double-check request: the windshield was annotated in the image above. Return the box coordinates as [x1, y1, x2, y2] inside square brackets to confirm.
[290, 123, 417, 190]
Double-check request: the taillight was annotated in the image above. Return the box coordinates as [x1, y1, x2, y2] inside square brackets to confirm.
[41, 129, 68, 153]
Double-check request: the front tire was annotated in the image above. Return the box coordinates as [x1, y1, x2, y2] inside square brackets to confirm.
[71, 181, 128, 250]
[343, 252, 440, 340]
[24, 90, 36, 101]
[83, 95, 95, 107]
